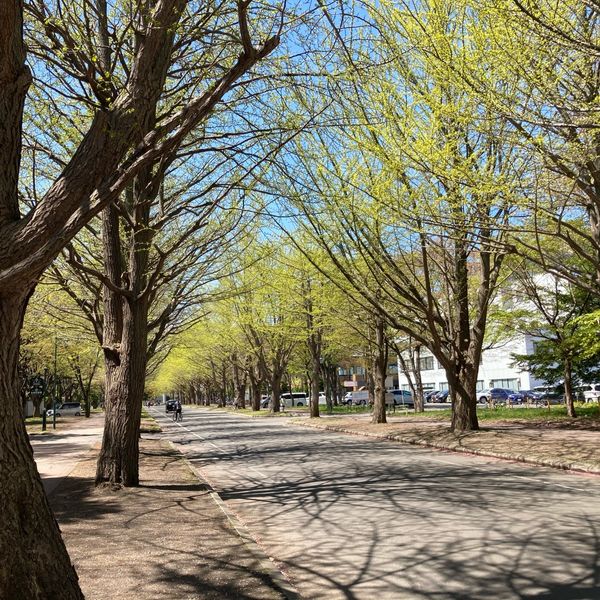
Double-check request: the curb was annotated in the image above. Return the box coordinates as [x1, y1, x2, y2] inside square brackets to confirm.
[292, 421, 600, 477]
[166, 441, 301, 600]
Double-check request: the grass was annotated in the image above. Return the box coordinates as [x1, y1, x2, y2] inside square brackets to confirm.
[380, 402, 600, 422]
[197, 401, 600, 426]
[140, 407, 162, 433]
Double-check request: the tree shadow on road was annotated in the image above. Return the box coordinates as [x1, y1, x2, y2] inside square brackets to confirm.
[181, 416, 600, 599]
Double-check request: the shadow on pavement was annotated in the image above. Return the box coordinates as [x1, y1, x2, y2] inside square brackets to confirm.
[50, 439, 288, 600]
[177, 411, 600, 600]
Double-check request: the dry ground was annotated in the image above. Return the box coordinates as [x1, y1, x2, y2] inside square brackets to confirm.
[50, 438, 291, 600]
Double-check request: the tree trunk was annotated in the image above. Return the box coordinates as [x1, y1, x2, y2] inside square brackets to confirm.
[232, 357, 247, 409]
[96, 297, 148, 486]
[450, 370, 479, 432]
[250, 381, 261, 411]
[307, 329, 321, 418]
[411, 345, 425, 413]
[0, 289, 84, 598]
[371, 317, 387, 424]
[270, 374, 281, 413]
[563, 358, 577, 418]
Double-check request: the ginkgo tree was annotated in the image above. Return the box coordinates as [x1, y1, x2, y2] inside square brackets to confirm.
[269, 0, 528, 432]
[0, 0, 321, 595]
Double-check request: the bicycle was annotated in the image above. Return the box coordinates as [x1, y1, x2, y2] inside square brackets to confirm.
[173, 409, 182, 422]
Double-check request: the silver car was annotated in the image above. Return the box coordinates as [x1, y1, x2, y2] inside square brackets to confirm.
[46, 402, 82, 417]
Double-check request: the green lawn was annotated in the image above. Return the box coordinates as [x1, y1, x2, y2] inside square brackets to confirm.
[388, 403, 600, 422]
[204, 401, 600, 423]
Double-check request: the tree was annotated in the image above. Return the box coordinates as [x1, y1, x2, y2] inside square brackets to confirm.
[507, 266, 600, 416]
[269, 0, 526, 431]
[1, 0, 284, 594]
[456, 2, 600, 298]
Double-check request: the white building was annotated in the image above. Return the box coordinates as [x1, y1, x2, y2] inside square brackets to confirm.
[396, 334, 545, 393]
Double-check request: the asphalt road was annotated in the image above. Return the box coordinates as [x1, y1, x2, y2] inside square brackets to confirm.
[153, 407, 600, 600]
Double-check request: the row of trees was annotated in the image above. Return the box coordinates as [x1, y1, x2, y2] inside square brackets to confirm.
[1, 0, 336, 596]
[151, 243, 362, 415]
[264, 0, 600, 430]
[3, 0, 600, 596]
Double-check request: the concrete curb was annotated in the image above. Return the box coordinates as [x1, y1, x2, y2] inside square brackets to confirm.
[292, 420, 600, 476]
[166, 441, 301, 600]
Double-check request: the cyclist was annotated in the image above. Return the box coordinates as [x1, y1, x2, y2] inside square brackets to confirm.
[174, 399, 182, 422]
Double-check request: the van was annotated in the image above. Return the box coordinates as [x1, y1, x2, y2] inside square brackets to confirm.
[349, 390, 369, 405]
[583, 383, 600, 402]
[346, 390, 397, 406]
[389, 389, 414, 407]
[280, 392, 308, 407]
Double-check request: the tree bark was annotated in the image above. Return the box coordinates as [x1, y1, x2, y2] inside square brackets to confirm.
[371, 317, 388, 424]
[310, 351, 320, 418]
[96, 296, 148, 486]
[232, 356, 247, 409]
[449, 368, 479, 432]
[0, 288, 84, 598]
[270, 373, 282, 413]
[563, 357, 577, 418]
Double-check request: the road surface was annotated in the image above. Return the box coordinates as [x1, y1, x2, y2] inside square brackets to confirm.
[154, 407, 600, 600]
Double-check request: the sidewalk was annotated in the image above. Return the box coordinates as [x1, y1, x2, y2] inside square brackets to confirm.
[30, 412, 105, 495]
[48, 435, 294, 600]
[292, 414, 600, 475]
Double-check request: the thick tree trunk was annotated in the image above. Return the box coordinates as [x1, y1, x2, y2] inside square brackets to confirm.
[248, 365, 263, 411]
[371, 317, 387, 424]
[0, 289, 84, 598]
[96, 297, 148, 486]
[450, 369, 479, 432]
[250, 381, 261, 411]
[270, 374, 282, 413]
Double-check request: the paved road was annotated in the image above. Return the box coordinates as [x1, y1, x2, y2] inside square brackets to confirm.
[30, 413, 104, 495]
[154, 408, 600, 600]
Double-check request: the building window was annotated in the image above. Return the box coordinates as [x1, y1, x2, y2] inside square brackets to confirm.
[356, 366, 365, 376]
[476, 380, 485, 392]
[387, 364, 398, 374]
[402, 384, 411, 391]
[419, 356, 435, 371]
[491, 379, 519, 391]
[439, 382, 449, 391]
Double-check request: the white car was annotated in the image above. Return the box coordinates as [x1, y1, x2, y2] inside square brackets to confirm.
[46, 402, 82, 417]
[583, 383, 600, 402]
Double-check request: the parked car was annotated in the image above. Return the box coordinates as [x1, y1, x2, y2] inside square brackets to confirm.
[533, 385, 564, 404]
[389, 389, 414, 407]
[506, 391, 526, 404]
[583, 383, 600, 403]
[512, 390, 542, 402]
[46, 402, 82, 417]
[280, 392, 308, 407]
[424, 390, 438, 402]
[432, 390, 450, 403]
[165, 399, 177, 413]
[344, 390, 369, 406]
[478, 388, 512, 404]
